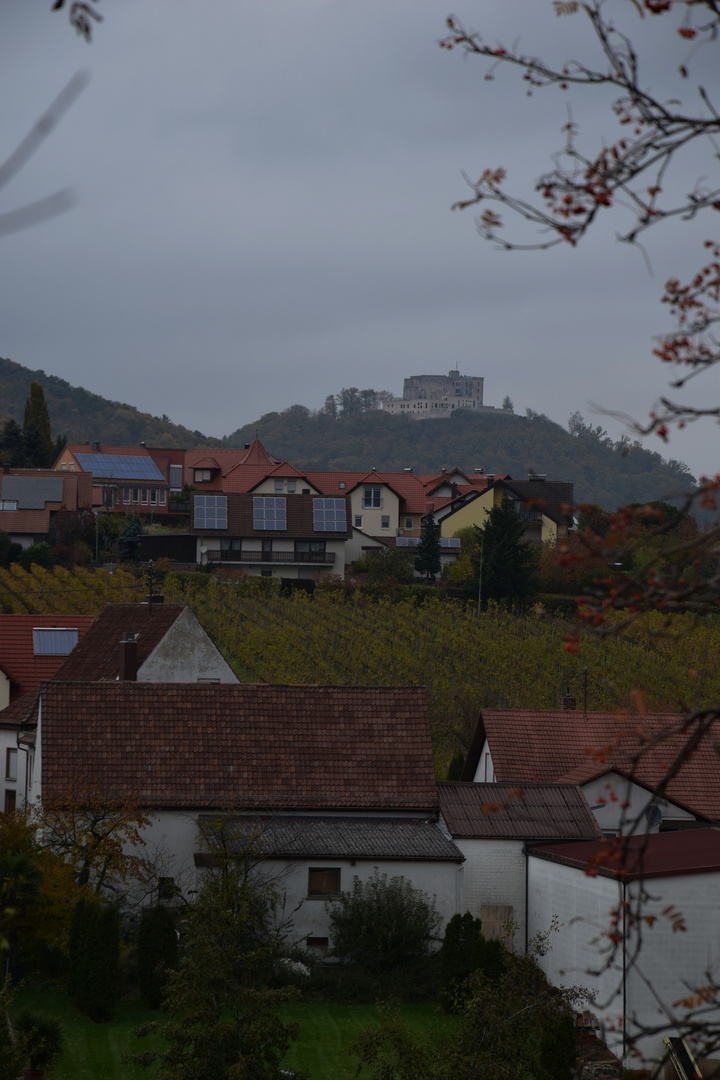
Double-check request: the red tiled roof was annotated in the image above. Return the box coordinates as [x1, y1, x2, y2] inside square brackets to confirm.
[0, 509, 50, 533]
[528, 828, 720, 881]
[52, 604, 186, 682]
[437, 781, 602, 840]
[222, 464, 286, 493]
[0, 689, 39, 727]
[192, 456, 221, 471]
[39, 683, 437, 810]
[0, 615, 95, 700]
[465, 709, 720, 820]
[262, 462, 306, 479]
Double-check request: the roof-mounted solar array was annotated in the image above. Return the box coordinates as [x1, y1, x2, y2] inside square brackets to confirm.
[33, 627, 79, 655]
[194, 495, 228, 530]
[313, 498, 347, 532]
[253, 496, 287, 530]
[75, 454, 164, 482]
[2, 476, 64, 508]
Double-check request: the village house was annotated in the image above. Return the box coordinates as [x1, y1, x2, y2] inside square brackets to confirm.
[461, 706, 715, 832]
[53, 443, 184, 515]
[0, 468, 93, 548]
[436, 781, 602, 952]
[527, 829, 720, 1068]
[25, 682, 464, 945]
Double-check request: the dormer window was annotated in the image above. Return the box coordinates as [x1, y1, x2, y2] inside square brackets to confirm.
[363, 486, 382, 509]
[194, 469, 212, 483]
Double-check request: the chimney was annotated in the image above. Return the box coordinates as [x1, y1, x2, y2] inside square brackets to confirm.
[561, 694, 576, 711]
[244, 443, 251, 449]
[92, 441, 101, 453]
[119, 632, 138, 681]
[486, 474, 495, 484]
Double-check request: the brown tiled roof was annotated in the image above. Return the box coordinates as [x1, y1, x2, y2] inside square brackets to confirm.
[528, 828, 720, 881]
[437, 781, 602, 839]
[0, 615, 95, 699]
[502, 479, 574, 525]
[190, 493, 352, 539]
[464, 709, 720, 820]
[0, 469, 92, 512]
[0, 509, 50, 533]
[0, 689, 39, 727]
[52, 604, 186, 682]
[39, 683, 437, 810]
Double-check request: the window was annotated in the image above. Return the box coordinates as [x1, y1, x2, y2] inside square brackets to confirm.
[354, 515, 363, 529]
[274, 479, 284, 493]
[124, 487, 131, 505]
[194, 469, 212, 483]
[363, 486, 382, 508]
[5, 749, 17, 782]
[0, 501, 18, 511]
[61, 463, 67, 471]
[133, 487, 140, 504]
[158, 489, 166, 506]
[338, 481, 346, 490]
[312, 498, 347, 532]
[158, 876, 177, 901]
[260, 569, 272, 577]
[308, 868, 340, 897]
[404, 517, 413, 530]
[306, 936, 329, 951]
[381, 515, 390, 529]
[69, 463, 75, 471]
[220, 538, 242, 552]
[4, 791, 15, 815]
[287, 480, 296, 494]
[253, 497, 287, 530]
[194, 495, 228, 530]
[33, 628, 79, 655]
[141, 488, 149, 505]
[295, 540, 326, 556]
[169, 464, 183, 490]
[262, 539, 273, 554]
[150, 488, 157, 506]
[197, 678, 220, 683]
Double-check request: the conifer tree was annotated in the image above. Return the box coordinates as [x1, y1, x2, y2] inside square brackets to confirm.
[138, 904, 178, 1010]
[473, 494, 539, 603]
[117, 516, 142, 562]
[22, 381, 55, 468]
[414, 512, 441, 582]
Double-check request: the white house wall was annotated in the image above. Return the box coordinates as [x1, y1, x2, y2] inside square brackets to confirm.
[527, 855, 720, 1066]
[580, 773, 696, 835]
[471, 740, 495, 783]
[138, 607, 238, 683]
[453, 837, 526, 951]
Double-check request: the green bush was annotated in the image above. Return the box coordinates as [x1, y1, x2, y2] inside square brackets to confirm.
[68, 899, 119, 1022]
[137, 905, 179, 1010]
[17, 542, 53, 572]
[328, 869, 441, 983]
[438, 912, 506, 1013]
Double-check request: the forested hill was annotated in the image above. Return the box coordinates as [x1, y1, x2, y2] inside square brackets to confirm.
[226, 407, 695, 510]
[0, 356, 694, 508]
[0, 357, 223, 450]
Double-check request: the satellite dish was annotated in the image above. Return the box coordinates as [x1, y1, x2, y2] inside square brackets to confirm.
[645, 804, 662, 827]
[200, 546, 207, 554]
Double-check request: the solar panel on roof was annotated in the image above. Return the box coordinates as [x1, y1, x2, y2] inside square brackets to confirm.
[75, 454, 164, 481]
[253, 496, 286, 530]
[312, 498, 347, 532]
[2, 476, 64, 509]
[194, 495, 227, 530]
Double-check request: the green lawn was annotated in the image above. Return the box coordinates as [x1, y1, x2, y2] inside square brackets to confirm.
[11, 987, 455, 1080]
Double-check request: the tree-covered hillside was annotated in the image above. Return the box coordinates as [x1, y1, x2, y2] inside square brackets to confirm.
[0, 357, 222, 450]
[227, 406, 694, 509]
[0, 357, 694, 507]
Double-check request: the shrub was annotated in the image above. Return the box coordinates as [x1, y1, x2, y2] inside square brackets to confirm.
[137, 904, 178, 1009]
[68, 899, 119, 1022]
[439, 912, 506, 1013]
[17, 542, 53, 572]
[328, 869, 441, 977]
[13, 1010, 64, 1072]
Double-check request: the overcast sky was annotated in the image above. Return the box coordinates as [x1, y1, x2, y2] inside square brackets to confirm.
[1, 0, 717, 477]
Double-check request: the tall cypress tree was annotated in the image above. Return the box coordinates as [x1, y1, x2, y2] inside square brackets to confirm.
[22, 381, 55, 467]
[414, 512, 441, 582]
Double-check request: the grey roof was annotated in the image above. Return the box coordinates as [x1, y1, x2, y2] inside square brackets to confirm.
[197, 815, 465, 861]
[2, 476, 64, 508]
[437, 782, 602, 840]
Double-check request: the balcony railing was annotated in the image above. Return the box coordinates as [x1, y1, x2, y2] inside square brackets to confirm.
[205, 550, 335, 564]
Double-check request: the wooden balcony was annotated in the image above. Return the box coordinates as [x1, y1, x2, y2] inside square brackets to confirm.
[205, 549, 335, 565]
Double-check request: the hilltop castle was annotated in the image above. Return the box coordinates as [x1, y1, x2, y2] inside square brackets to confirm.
[380, 370, 494, 420]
